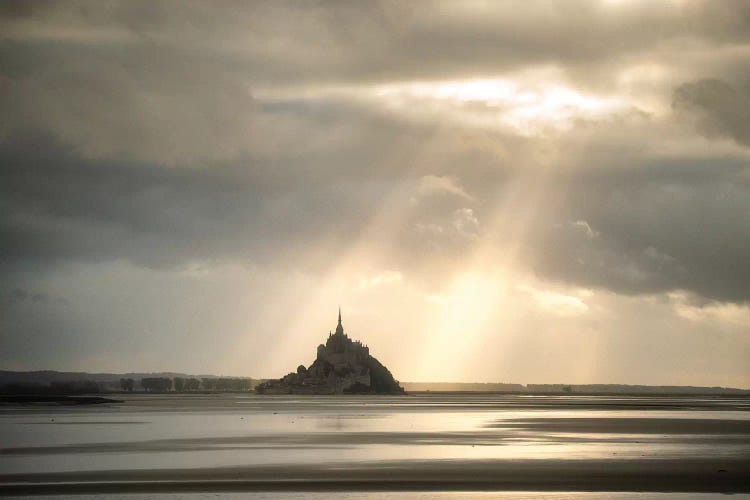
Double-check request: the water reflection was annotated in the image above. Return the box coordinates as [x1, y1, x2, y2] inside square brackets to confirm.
[1, 393, 749, 491]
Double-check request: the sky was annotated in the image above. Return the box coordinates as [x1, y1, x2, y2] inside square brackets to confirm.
[1, 0, 749, 387]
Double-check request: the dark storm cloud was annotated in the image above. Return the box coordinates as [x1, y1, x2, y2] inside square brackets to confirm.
[0, 92, 476, 272]
[3, 1, 749, 87]
[0, 1, 51, 19]
[0, 43, 259, 165]
[525, 157, 750, 302]
[0, 134, 376, 269]
[3, 288, 50, 304]
[673, 79, 750, 147]
[2, 106, 750, 302]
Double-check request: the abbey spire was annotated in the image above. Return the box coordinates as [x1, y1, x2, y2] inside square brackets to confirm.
[335, 306, 344, 336]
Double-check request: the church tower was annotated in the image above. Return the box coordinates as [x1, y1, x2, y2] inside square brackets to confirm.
[335, 307, 344, 336]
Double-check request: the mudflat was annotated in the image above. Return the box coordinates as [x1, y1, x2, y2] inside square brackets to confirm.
[1, 393, 749, 494]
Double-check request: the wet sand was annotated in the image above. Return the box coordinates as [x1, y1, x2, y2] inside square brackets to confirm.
[1, 393, 749, 495]
[1, 458, 749, 495]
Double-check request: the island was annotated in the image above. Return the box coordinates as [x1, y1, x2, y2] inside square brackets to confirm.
[255, 309, 405, 395]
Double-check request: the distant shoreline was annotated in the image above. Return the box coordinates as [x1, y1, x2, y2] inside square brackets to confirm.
[0, 395, 122, 405]
[406, 390, 750, 397]
[401, 382, 750, 395]
[2, 370, 749, 396]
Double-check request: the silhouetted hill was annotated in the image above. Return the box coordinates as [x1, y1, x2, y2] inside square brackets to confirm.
[256, 310, 404, 395]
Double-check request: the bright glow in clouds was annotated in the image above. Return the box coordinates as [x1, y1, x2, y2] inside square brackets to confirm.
[358, 270, 403, 289]
[669, 292, 750, 326]
[257, 77, 630, 135]
[519, 284, 590, 316]
[373, 78, 629, 134]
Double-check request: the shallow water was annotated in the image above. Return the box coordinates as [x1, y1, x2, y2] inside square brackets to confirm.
[1, 393, 749, 495]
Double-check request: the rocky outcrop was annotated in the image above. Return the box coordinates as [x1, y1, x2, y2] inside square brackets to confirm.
[255, 311, 404, 395]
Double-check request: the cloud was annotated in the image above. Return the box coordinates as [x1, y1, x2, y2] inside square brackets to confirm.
[525, 157, 750, 302]
[416, 175, 472, 200]
[2, 0, 750, 385]
[358, 271, 403, 289]
[572, 220, 599, 240]
[519, 284, 589, 316]
[669, 291, 750, 326]
[413, 208, 481, 253]
[0, 50, 258, 165]
[452, 208, 480, 239]
[0, 133, 361, 269]
[3, 288, 50, 304]
[673, 78, 750, 148]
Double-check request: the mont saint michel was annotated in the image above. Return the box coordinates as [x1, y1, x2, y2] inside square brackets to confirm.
[255, 309, 404, 395]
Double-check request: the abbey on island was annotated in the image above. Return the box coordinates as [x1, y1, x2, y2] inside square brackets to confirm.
[255, 309, 404, 395]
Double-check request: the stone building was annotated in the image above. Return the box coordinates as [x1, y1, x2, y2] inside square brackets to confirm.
[256, 309, 403, 395]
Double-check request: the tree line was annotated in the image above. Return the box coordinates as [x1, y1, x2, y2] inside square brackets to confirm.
[123, 377, 255, 392]
[1, 377, 257, 395]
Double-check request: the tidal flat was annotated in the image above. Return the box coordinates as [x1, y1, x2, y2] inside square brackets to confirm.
[1, 393, 749, 497]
